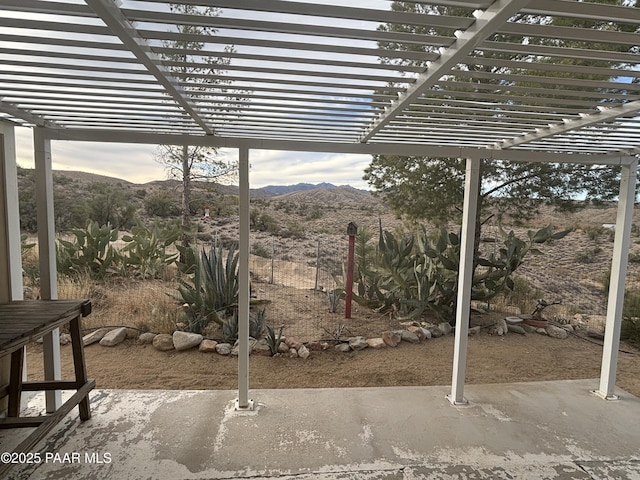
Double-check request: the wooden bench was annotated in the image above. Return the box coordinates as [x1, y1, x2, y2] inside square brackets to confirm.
[0, 300, 95, 473]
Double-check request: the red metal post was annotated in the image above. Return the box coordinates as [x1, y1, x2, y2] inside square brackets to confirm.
[345, 222, 357, 319]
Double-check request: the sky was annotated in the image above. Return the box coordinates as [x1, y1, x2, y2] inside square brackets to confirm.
[14, 127, 373, 189]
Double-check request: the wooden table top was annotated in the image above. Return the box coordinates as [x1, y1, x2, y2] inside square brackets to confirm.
[0, 299, 91, 355]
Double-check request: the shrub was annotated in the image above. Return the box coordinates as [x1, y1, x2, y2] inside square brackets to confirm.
[144, 189, 179, 217]
[622, 291, 640, 347]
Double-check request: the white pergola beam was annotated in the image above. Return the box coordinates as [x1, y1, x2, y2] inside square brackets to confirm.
[596, 158, 638, 400]
[44, 127, 636, 166]
[236, 146, 253, 411]
[493, 100, 640, 150]
[0, 100, 52, 127]
[84, 0, 214, 135]
[359, 0, 532, 142]
[448, 154, 481, 406]
[34, 127, 62, 412]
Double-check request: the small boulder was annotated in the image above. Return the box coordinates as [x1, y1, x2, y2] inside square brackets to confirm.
[253, 340, 272, 356]
[284, 336, 303, 350]
[508, 324, 527, 335]
[298, 345, 310, 359]
[468, 326, 481, 336]
[496, 318, 508, 336]
[522, 324, 537, 334]
[348, 336, 368, 350]
[438, 322, 453, 336]
[278, 342, 290, 354]
[366, 338, 386, 349]
[382, 331, 401, 347]
[100, 327, 128, 347]
[153, 333, 174, 351]
[398, 330, 420, 344]
[587, 329, 605, 340]
[199, 339, 218, 352]
[427, 325, 443, 338]
[407, 326, 427, 341]
[307, 341, 324, 351]
[215, 343, 232, 355]
[173, 331, 203, 351]
[83, 327, 109, 346]
[138, 332, 157, 344]
[59, 333, 72, 345]
[546, 324, 568, 339]
[335, 343, 351, 352]
[289, 348, 299, 358]
[536, 328, 548, 336]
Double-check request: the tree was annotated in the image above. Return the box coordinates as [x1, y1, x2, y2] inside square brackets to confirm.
[366, 1, 637, 226]
[156, 4, 241, 251]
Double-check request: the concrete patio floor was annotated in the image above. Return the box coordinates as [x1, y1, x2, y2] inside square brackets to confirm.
[1, 379, 640, 479]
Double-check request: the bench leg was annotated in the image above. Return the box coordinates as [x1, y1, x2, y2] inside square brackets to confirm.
[8, 347, 24, 417]
[69, 315, 91, 421]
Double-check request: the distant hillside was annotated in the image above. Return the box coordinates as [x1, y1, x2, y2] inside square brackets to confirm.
[259, 182, 338, 195]
[274, 185, 375, 207]
[54, 170, 133, 186]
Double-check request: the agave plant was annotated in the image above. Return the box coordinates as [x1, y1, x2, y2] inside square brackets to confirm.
[173, 244, 240, 334]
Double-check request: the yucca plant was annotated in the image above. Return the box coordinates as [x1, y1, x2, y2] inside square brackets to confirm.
[265, 324, 284, 356]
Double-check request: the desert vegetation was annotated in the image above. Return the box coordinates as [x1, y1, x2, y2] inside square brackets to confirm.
[17, 169, 640, 348]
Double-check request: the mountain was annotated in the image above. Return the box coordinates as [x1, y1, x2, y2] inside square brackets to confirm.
[258, 182, 338, 195]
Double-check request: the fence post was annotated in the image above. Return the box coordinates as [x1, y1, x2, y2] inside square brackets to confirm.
[345, 222, 358, 319]
[315, 239, 320, 291]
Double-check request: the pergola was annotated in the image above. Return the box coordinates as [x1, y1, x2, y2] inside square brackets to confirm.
[0, 0, 639, 412]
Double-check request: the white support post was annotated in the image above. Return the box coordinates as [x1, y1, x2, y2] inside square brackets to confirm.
[235, 146, 253, 411]
[0, 123, 24, 416]
[448, 156, 481, 406]
[595, 158, 637, 400]
[34, 128, 61, 412]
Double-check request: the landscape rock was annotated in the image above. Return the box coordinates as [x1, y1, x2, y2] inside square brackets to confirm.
[496, 318, 508, 336]
[438, 322, 453, 336]
[408, 326, 428, 341]
[335, 343, 351, 352]
[468, 326, 481, 336]
[199, 339, 218, 352]
[366, 338, 386, 349]
[83, 328, 109, 346]
[508, 324, 527, 335]
[138, 332, 157, 344]
[298, 345, 310, 359]
[587, 329, 605, 340]
[348, 336, 368, 350]
[100, 327, 128, 347]
[536, 328, 548, 335]
[215, 343, 232, 355]
[307, 341, 324, 351]
[289, 348, 299, 358]
[59, 333, 72, 345]
[547, 324, 568, 339]
[382, 331, 401, 347]
[398, 330, 420, 344]
[278, 342, 290, 354]
[427, 325, 443, 338]
[253, 340, 272, 356]
[284, 336, 303, 350]
[522, 324, 537, 334]
[560, 324, 574, 332]
[152, 333, 175, 351]
[231, 338, 258, 356]
[173, 331, 203, 351]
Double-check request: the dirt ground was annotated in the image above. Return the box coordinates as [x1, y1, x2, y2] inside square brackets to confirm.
[26, 331, 640, 398]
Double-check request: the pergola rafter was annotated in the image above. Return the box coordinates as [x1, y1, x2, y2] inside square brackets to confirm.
[0, 0, 639, 411]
